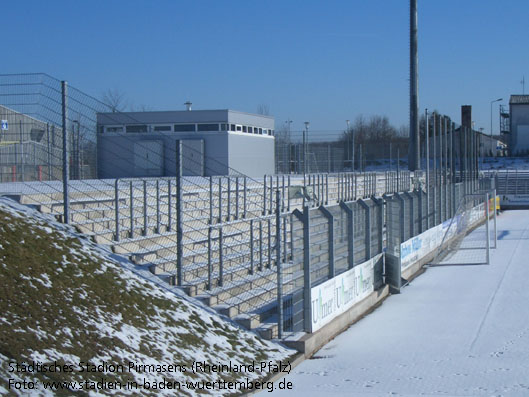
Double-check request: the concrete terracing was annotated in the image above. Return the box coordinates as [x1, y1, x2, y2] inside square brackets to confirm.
[5, 171, 419, 340]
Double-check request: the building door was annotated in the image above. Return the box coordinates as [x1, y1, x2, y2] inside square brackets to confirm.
[134, 140, 163, 176]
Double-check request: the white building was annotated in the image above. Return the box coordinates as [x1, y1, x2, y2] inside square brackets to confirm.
[96, 109, 275, 178]
[509, 95, 529, 155]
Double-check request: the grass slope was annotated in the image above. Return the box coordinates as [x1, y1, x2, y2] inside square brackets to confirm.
[0, 198, 294, 396]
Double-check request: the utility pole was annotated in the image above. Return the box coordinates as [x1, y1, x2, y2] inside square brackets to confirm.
[409, 0, 420, 171]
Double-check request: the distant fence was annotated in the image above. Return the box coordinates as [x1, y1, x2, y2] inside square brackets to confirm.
[277, 175, 495, 335]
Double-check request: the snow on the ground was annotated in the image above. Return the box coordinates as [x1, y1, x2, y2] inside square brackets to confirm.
[0, 197, 295, 396]
[265, 210, 529, 396]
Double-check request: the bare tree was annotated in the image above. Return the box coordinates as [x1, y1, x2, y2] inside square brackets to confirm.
[101, 88, 127, 112]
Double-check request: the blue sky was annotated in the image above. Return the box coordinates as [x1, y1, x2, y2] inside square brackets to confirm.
[4, 0, 528, 138]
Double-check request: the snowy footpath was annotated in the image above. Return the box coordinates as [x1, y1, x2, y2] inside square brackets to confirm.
[266, 210, 529, 396]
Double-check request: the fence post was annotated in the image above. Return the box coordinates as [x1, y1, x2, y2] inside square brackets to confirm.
[209, 176, 213, 224]
[263, 175, 267, 215]
[249, 220, 254, 275]
[259, 220, 263, 272]
[485, 193, 490, 265]
[493, 188, 497, 249]
[302, 205, 311, 332]
[114, 179, 120, 242]
[373, 197, 384, 254]
[358, 199, 371, 260]
[243, 176, 247, 218]
[227, 177, 231, 221]
[218, 177, 223, 223]
[61, 81, 70, 224]
[319, 206, 335, 278]
[267, 218, 272, 269]
[143, 180, 148, 236]
[207, 226, 213, 290]
[129, 181, 134, 238]
[218, 226, 224, 287]
[176, 140, 183, 286]
[276, 190, 283, 339]
[167, 180, 172, 232]
[287, 175, 291, 211]
[235, 176, 239, 220]
[156, 180, 161, 234]
[395, 194, 405, 243]
[325, 174, 329, 205]
[340, 201, 354, 268]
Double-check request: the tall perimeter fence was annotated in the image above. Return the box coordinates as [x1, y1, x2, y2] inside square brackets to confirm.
[0, 73, 495, 341]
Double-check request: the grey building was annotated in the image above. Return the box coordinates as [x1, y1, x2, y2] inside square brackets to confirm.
[509, 95, 529, 155]
[0, 105, 64, 182]
[96, 109, 275, 178]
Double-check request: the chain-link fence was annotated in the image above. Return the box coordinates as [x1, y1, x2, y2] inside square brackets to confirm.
[0, 72, 496, 341]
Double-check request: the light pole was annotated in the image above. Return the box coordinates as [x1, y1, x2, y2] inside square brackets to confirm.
[346, 120, 352, 171]
[303, 121, 310, 175]
[490, 98, 502, 137]
[285, 119, 293, 173]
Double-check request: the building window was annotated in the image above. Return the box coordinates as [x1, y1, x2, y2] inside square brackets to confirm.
[126, 125, 148, 133]
[197, 124, 219, 132]
[248, 126, 253, 133]
[242, 126, 247, 133]
[258, 128, 263, 134]
[220, 123, 227, 131]
[153, 125, 172, 132]
[174, 124, 196, 132]
[230, 124, 236, 131]
[106, 126, 123, 133]
[236, 125, 242, 132]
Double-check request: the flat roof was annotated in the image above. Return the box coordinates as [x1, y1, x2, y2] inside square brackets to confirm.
[510, 95, 529, 105]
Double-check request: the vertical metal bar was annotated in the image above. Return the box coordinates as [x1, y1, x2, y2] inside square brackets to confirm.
[283, 216, 287, 262]
[302, 205, 311, 332]
[263, 175, 267, 215]
[143, 180, 148, 236]
[282, 175, 285, 212]
[207, 226, 212, 289]
[485, 193, 490, 265]
[249, 220, 254, 275]
[493, 188, 497, 249]
[276, 190, 283, 338]
[167, 180, 172, 232]
[156, 179, 160, 234]
[176, 140, 183, 286]
[61, 81, 70, 224]
[129, 181, 134, 238]
[218, 226, 224, 286]
[46, 123, 51, 180]
[243, 176, 247, 218]
[326, 174, 329, 204]
[259, 220, 263, 272]
[269, 175, 273, 214]
[287, 175, 291, 211]
[227, 177, 231, 221]
[267, 218, 272, 269]
[114, 179, 120, 242]
[235, 176, 239, 220]
[209, 176, 213, 224]
[340, 202, 354, 269]
[218, 177, 223, 223]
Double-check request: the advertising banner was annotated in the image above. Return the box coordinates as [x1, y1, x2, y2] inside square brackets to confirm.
[310, 254, 382, 332]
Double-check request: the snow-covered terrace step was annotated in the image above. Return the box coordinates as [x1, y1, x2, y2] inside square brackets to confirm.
[212, 266, 303, 319]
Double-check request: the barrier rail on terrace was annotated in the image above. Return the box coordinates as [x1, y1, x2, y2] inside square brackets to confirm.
[4, 168, 417, 338]
[482, 170, 529, 208]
